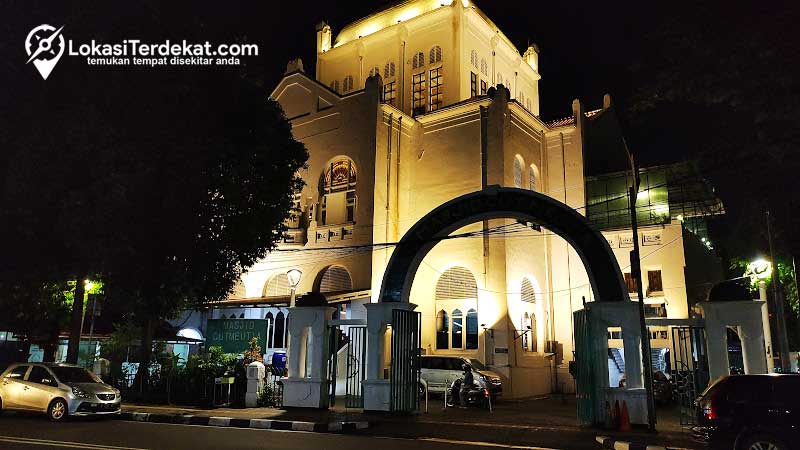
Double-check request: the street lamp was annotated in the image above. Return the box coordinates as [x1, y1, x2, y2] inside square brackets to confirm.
[747, 258, 775, 371]
[287, 269, 302, 307]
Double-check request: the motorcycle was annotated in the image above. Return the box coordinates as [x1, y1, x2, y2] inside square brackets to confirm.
[446, 377, 492, 409]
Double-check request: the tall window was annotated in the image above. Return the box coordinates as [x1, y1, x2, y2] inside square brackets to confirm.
[470, 72, 478, 97]
[265, 312, 274, 348]
[383, 81, 396, 106]
[470, 50, 478, 68]
[330, 80, 339, 92]
[342, 75, 354, 92]
[452, 309, 463, 348]
[429, 45, 442, 64]
[521, 313, 531, 351]
[480, 80, 487, 95]
[513, 155, 524, 188]
[528, 165, 537, 191]
[480, 58, 488, 76]
[429, 67, 443, 111]
[321, 158, 357, 225]
[647, 270, 663, 293]
[412, 71, 426, 115]
[436, 310, 449, 349]
[466, 309, 478, 349]
[274, 311, 286, 348]
[624, 272, 637, 294]
[368, 66, 380, 77]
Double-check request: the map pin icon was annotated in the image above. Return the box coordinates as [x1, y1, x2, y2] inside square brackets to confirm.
[25, 25, 66, 80]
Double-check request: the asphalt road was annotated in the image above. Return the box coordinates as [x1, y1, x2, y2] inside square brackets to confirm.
[0, 413, 567, 450]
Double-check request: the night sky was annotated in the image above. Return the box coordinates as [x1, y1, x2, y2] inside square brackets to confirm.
[3, 0, 799, 257]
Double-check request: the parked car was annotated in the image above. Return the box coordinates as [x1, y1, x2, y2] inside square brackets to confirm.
[419, 356, 502, 400]
[0, 362, 121, 421]
[692, 374, 800, 450]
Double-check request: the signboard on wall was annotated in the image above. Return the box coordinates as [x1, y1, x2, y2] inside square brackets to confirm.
[206, 319, 267, 354]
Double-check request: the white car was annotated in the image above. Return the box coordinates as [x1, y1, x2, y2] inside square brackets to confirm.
[419, 356, 502, 400]
[0, 362, 121, 421]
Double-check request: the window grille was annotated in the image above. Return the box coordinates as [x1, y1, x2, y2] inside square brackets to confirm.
[481, 58, 487, 75]
[513, 156, 523, 188]
[369, 66, 380, 77]
[521, 278, 537, 303]
[429, 67, 443, 111]
[470, 72, 478, 97]
[263, 273, 290, 297]
[429, 45, 442, 64]
[412, 51, 424, 69]
[342, 75, 354, 92]
[412, 71, 426, 115]
[528, 166, 537, 191]
[470, 50, 477, 68]
[318, 265, 352, 293]
[384, 61, 396, 79]
[383, 81, 396, 106]
[435, 266, 477, 301]
[480, 80, 487, 95]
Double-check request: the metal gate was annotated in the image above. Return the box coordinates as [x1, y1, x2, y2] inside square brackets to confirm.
[327, 326, 342, 407]
[573, 309, 597, 426]
[345, 326, 367, 408]
[390, 309, 421, 413]
[671, 325, 707, 426]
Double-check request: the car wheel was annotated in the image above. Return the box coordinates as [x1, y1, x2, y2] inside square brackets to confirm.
[48, 399, 68, 422]
[740, 433, 788, 450]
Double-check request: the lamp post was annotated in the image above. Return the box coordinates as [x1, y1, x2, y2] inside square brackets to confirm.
[748, 258, 774, 372]
[287, 269, 302, 307]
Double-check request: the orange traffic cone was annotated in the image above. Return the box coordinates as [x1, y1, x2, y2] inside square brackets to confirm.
[603, 401, 613, 429]
[613, 400, 621, 430]
[619, 400, 631, 432]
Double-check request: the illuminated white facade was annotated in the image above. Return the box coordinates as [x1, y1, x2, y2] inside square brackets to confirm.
[217, 0, 714, 398]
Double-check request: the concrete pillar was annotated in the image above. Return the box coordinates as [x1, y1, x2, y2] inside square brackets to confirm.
[282, 306, 335, 408]
[245, 361, 265, 407]
[362, 302, 417, 411]
[700, 301, 768, 382]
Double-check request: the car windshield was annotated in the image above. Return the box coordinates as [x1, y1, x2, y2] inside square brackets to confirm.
[50, 366, 100, 383]
[468, 359, 487, 371]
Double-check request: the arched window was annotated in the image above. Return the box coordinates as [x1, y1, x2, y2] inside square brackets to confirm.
[466, 309, 478, 349]
[274, 311, 286, 348]
[412, 51, 424, 70]
[320, 158, 357, 225]
[513, 155, 524, 188]
[429, 46, 442, 64]
[317, 265, 353, 293]
[436, 266, 478, 301]
[528, 165, 538, 191]
[470, 50, 478, 68]
[263, 273, 290, 297]
[522, 312, 531, 351]
[369, 66, 380, 78]
[265, 312, 274, 348]
[436, 310, 449, 349]
[342, 75, 354, 92]
[330, 80, 339, 92]
[384, 61, 396, 79]
[452, 309, 463, 348]
[530, 313, 538, 352]
[480, 58, 487, 76]
[521, 278, 537, 303]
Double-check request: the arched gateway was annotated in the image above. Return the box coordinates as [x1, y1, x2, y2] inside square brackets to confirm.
[378, 185, 629, 304]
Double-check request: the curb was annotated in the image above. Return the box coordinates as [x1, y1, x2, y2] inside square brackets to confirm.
[118, 412, 369, 433]
[595, 435, 693, 450]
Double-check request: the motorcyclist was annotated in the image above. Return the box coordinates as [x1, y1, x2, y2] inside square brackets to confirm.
[460, 363, 474, 407]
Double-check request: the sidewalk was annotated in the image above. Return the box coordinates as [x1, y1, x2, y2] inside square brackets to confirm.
[119, 396, 702, 449]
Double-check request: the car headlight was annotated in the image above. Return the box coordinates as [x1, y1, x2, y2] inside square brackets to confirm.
[71, 386, 90, 399]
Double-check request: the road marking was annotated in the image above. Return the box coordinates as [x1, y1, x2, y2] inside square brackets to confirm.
[0, 435, 150, 450]
[418, 437, 561, 450]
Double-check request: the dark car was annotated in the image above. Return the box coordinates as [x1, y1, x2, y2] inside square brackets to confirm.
[692, 374, 800, 450]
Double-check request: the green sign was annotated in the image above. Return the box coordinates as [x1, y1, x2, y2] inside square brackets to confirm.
[206, 319, 267, 353]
